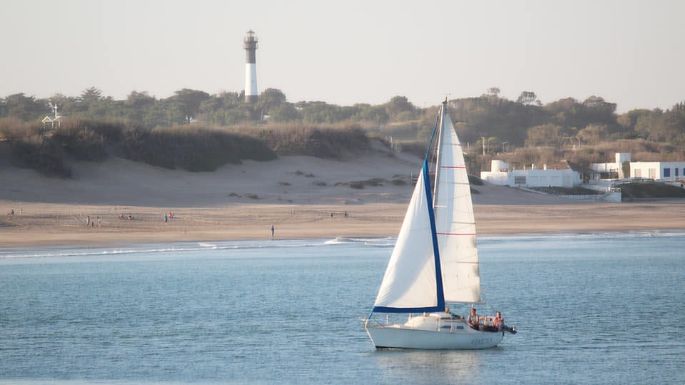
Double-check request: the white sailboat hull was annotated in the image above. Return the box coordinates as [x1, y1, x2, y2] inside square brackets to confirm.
[366, 324, 503, 350]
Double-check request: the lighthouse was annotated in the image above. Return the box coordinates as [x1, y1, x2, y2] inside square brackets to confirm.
[243, 30, 258, 103]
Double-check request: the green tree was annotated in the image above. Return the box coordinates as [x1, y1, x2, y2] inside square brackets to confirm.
[486, 87, 500, 97]
[126, 91, 156, 125]
[525, 124, 562, 146]
[353, 104, 389, 124]
[258, 88, 287, 113]
[171, 89, 210, 123]
[582, 96, 616, 126]
[577, 124, 609, 145]
[4, 93, 47, 121]
[385, 96, 415, 119]
[80, 87, 103, 103]
[516, 91, 538, 105]
[269, 103, 300, 122]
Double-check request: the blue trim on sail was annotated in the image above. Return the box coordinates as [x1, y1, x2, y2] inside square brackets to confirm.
[422, 159, 445, 311]
[371, 161, 445, 314]
[370, 107, 447, 316]
[372, 305, 444, 313]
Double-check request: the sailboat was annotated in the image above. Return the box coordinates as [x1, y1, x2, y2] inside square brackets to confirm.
[364, 100, 515, 350]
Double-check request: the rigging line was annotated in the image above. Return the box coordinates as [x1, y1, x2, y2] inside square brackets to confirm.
[423, 108, 442, 161]
[432, 102, 445, 207]
[443, 261, 480, 264]
[436, 232, 476, 236]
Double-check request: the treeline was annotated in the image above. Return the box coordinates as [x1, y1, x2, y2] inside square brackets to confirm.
[1, 87, 684, 176]
[2, 87, 683, 148]
[0, 88, 425, 128]
[446, 89, 685, 174]
[448, 89, 685, 149]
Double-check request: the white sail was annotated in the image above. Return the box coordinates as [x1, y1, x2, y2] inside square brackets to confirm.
[373, 166, 441, 310]
[433, 111, 481, 303]
[365, 101, 511, 351]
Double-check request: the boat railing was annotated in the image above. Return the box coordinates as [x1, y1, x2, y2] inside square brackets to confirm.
[364, 314, 391, 329]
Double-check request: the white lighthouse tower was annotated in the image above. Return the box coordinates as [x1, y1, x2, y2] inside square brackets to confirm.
[243, 30, 258, 103]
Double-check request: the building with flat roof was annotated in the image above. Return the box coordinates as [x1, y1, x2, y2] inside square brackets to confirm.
[480, 160, 581, 187]
[629, 161, 685, 180]
[591, 153, 685, 182]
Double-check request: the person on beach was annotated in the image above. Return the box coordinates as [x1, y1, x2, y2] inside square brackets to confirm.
[164, 213, 168, 223]
[271, 225, 275, 239]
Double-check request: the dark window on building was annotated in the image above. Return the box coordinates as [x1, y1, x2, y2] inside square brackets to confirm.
[664, 168, 671, 177]
[676, 168, 680, 177]
[514, 176, 526, 185]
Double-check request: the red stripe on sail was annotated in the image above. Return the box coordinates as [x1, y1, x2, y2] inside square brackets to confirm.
[437, 232, 476, 236]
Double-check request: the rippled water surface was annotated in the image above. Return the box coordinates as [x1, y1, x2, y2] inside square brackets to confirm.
[1, 233, 684, 384]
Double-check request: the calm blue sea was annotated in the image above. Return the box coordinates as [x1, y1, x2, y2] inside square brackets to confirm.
[1, 232, 684, 385]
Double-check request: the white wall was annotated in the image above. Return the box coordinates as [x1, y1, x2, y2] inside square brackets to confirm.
[631, 162, 661, 179]
[591, 162, 619, 173]
[481, 169, 581, 187]
[660, 162, 685, 180]
[593, 153, 685, 181]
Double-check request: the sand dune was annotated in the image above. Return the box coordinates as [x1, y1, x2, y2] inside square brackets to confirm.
[1, 152, 684, 247]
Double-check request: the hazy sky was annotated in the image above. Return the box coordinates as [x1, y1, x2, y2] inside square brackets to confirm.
[1, 0, 683, 111]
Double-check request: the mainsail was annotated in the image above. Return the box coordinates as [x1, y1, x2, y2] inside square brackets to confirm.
[433, 111, 481, 303]
[372, 102, 480, 313]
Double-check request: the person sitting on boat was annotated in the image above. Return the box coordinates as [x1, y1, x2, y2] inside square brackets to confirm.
[493, 311, 503, 331]
[468, 308, 479, 329]
[493, 311, 517, 334]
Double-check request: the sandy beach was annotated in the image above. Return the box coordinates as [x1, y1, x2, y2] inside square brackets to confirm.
[2, 152, 684, 248]
[1, 201, 684, 248]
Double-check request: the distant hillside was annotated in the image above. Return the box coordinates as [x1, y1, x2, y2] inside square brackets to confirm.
[0, 119, 371, 177]
[2, 87, 684, 176]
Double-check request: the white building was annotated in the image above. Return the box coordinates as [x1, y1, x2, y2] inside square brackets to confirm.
[41, 103, 62, 130]
[590, 152, 631, 179]
[480, 160, 581, 187]
[591, 153, 685, 182]
[630, 161, 685, 181]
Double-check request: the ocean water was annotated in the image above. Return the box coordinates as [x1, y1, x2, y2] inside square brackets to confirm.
[1, 232, 684, 385]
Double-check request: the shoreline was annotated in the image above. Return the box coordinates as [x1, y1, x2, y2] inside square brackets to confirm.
[3, 228, 685, 253]
[2, 201, 685, 249]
